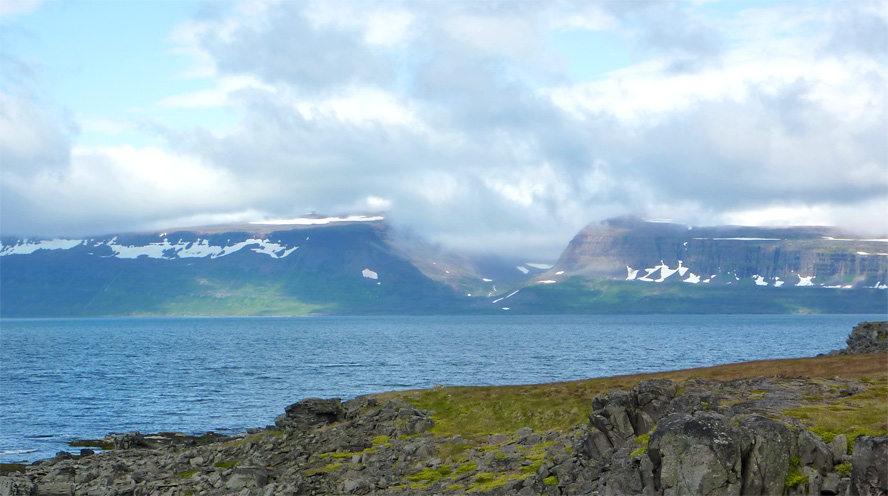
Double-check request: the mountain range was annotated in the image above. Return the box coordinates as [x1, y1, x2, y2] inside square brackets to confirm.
[1, 215, 886, 317]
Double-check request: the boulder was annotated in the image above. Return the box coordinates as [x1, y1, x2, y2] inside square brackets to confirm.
[796, 429, 833, 474]
[737, 415, 793, 495]
[275, 398, 344, 431]
[648, 412, 749, 495]
[834, 321, 888, 355]
[0, 478, 36, 496]
[590, 390, 636, 447]
[631, 379, 677, 435]
[851, 435, 888, 496]
[578, 427, 614, 461]
[111, 431, 146, 450]
[828, 434, 848, 464]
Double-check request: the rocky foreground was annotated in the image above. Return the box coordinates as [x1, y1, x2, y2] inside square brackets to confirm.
[2, 322, 886, 496]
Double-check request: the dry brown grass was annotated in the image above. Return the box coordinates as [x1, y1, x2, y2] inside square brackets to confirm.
[371, 353, 887, 437]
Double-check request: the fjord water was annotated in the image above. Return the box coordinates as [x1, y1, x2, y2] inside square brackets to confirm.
[0, 314, 881, 463]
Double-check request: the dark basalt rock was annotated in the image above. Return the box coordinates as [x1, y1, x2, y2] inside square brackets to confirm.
[852, 435, 888, 496]
[838, 321, 888, 355]
[648, 412, 749, 496]
[275, 397, 345, 431]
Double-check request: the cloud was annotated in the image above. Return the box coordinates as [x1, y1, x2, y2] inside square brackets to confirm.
[2, 0, 886, 257]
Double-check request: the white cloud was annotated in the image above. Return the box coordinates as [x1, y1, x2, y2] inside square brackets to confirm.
[3, 0, 886, 258]
[0, 0, 51, 18]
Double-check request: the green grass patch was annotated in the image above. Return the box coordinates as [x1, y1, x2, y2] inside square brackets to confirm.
[0, 464, 26, 475]
[303, 463, 343, 475]
[178, 470, 199, 479]
[455, 461, 478, 475]
[213, 461, 237, 469]
[631, 433, 651, 457]
[437, 441, 475, 461]
[406, 466, 454, 484]
[785, 457, 808, 489]
[469, 473, 510, 492]
[836, 462, 852, 476]
[544, 475, 559, 486]
[783, 384, 888, 445]
[520, 459, 544, 474]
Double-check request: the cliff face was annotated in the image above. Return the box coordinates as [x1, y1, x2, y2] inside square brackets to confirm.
[554, 217, 888, 288]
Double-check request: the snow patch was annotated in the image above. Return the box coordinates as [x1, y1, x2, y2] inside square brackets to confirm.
[526, 263, 553, 270]
[537, 280, 557, 284]
[857, 252, 870, 255]
[656, 262, 679, 282]
[626, 266, 639, 281]
[638, 267, 659, 282]
[796, 275, 815, 287]
[482, 278, 493, 282]
[1, 239, 86, 255]
[501, 307, 510, 310]
[753, 275, 768, 286]
[555, 270, 564, 275]
[677, 261, 688, 277]
[516, 266, 529, 274]
[683, 273, 701, 284]
[362, 268, 378, 279]
[250, 215, 384, 225]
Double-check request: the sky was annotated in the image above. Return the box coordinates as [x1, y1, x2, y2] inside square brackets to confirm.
[1, 0, 886, 258]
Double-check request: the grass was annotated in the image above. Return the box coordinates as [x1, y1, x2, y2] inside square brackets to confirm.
[782, 378, 888, 446]
[303, 463, 342, 475]
[468, 473, 511, 492]
[373, 353, 887, 437]
[631, 432, 652, 457]
[785, 457, 808, 488]
[0, 464, 26, 475]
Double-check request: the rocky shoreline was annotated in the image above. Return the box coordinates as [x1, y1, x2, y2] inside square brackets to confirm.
[2, 322, 886, 496]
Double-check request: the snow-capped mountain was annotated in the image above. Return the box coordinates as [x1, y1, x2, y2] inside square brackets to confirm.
[1, 215, 885, 317]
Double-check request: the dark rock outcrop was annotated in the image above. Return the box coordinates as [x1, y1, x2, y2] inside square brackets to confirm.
[274, 397, 345, 431]
[834, 321, 888, 355]
[648, 412, 748, 495]
[852, 435, 888, 496]
[2, 377, 885, 496]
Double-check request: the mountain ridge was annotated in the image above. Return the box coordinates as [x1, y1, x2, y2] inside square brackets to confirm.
[1, 216, 886, 317]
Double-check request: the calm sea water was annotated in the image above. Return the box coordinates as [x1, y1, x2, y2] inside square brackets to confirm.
[0, 314, 882, 463]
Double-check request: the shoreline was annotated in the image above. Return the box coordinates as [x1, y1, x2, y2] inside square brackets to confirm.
[2, 322, 886, 495]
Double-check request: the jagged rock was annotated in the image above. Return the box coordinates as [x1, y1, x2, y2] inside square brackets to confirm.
[274, 397, 344, 431]
[667, 392, 720, 415]
[648, 412, 749, 496]
[828, 434, 848, 464]
[112, 431, 147, 450]
[590, 390, 636, 447]
[578, 426, 615, 461]
[796, 429, 833, 474]
[33, 482, 73, 496]
[851, 435, 888, 496]
[630, 379, 677, 435]
[0, 478, 35, 496]
[737, 415, 793, 495]
[600, 446, 650, 496]
[832, 321, 888, 355]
